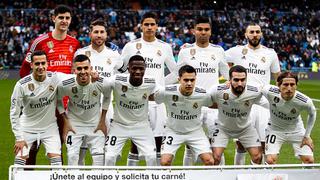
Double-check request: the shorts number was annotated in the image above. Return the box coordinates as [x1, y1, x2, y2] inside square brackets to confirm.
[212, 129, 219, 137]
[266, 134, 276, 144]
[163, 136, 173, 145]
[106, 136, 117, 146]
[66, 136, 72, 145]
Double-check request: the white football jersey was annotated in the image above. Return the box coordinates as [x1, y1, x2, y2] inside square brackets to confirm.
[57, 77, 110, 127]
[209, 84, 263, 134]
[155, 84, 212, 133]
[10, 72, 66, 140]
[74, 45, 122, 78]
[106, 74, 158, 125]
[177, 43, 229, 89]
[119, 38, 176, 87]
[225, 44, 280, 86]
[262, 85, 316, 136]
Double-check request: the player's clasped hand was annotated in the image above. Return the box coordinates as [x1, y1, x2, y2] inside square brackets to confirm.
[94, 121, 107, 136]
[301, 137, 314, 151]
[62, 122, 76, 143]
[14, 140, 28, 156]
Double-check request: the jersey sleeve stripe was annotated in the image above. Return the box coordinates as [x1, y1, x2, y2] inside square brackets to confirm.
[268, 87, 280, 94]
[29, 34, 49, 52]
[165, 86, 177, 91]
[20, 76, 32, 85]
[195, 87, 206, 93]
[217, 85, 228, 90]
[62, 78, 75, 86]
[295, 93, 308, 103]
[247, 85, 258, 92]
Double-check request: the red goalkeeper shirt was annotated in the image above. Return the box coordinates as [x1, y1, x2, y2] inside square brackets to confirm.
[20, 32, 80, 77]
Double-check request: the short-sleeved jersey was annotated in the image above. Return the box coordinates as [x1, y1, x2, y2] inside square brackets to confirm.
[210, 84, 263, 134]
[155, 84, 212, 133]
[21, 32, 80, 76]
[10, 72, 64, 140]
[225, 45, 280, 86]
[74, 45, 122, 78]
[177, 43, 229, 89]
[119, 38, 176, 87]
[262, 85, 316, 134]
[106, 74, 158, 125]
[57, 77, 110, 127]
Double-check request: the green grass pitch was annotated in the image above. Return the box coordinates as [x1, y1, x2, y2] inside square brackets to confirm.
[1, 79, 320, 179]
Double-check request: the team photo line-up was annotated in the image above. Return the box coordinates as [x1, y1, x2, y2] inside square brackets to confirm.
[10, 4, 316, 167]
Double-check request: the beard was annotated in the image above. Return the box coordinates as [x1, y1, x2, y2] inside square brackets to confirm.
[248, 38, 261, 47]
[232, 85, 245, 96]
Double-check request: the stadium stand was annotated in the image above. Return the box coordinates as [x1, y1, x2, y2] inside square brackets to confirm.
[0, 0, 319, 71]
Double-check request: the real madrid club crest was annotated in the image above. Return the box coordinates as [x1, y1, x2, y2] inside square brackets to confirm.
[85, 51, 91, 57]
[69, 45, 73, 53]
[261, 57, 266, 63]
[92, 90, 98, 97]
[72, 87, 78, 94]
[193, 102, 198, 109]
[190, 49, 196, 60]
[157, 50, 162, 56]
[48, 85, 54, 92]
[142, 93, 148, 99]
[273, 97, 280, 103]
[107, 58, 112, 65]
[241, 48, 247, 59]
[242, 48, 248, 55]
[291, 108, 296, 114]
[28, 83, 35, 91]
[122, 85, 128, 92]
[172, 95, 179, 102]
[223, 93, 229, 105]
[223, 93, 229, 100]
[136, 43, 142, 54]
[47, 41, 54, 53]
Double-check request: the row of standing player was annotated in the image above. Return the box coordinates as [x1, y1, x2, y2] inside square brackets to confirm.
[14, 4, 316, 166]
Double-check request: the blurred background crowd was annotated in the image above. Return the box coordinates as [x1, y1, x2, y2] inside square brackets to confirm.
[0, 0, 319, 72]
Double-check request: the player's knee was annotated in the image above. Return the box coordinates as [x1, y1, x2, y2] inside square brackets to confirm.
[251, 153, 262, 164]
[266, 155, 276, 164]
[301, 156, 314, 164]
[160, 156, 172, 166]
[202, 157, 214, 165]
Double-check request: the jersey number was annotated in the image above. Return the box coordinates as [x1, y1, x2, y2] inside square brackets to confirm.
[212, 129, 219, 137]
[266, 134, 276, 144]
[67, 136, 72, 145]
[162, 136, 173, 145]
[106, 136, 117, 146]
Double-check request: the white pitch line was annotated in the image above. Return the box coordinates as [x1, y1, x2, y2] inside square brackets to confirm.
[312, 98, 320, 102]
[310, 99, 320, 110]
